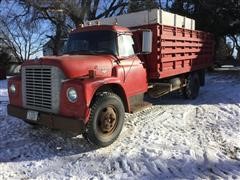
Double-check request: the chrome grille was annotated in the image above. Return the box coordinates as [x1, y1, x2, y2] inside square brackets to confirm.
[25, 68, 52, 109]
[22, 65, 65, 114]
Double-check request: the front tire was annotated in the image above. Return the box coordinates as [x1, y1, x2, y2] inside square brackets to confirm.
[84, 93, 125, 147]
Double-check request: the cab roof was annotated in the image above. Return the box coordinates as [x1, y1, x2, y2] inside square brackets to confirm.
[70, 25, 130, 34]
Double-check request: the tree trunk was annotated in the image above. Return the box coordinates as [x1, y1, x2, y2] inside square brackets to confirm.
[52, 23, 62, 55]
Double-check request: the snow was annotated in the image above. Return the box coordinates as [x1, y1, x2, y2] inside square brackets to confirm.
[1, 70, 240, 179]
[0, 80, 8, 117]
[0, 80, 8, 102]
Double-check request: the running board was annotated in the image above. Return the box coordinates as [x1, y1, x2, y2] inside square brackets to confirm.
[130, 101, 152, 113]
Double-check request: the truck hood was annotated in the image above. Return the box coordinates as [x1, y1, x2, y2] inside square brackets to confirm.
[22, 55, 115, 78]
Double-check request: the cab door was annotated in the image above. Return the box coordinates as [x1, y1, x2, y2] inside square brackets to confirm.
[117, 34, 148, 97]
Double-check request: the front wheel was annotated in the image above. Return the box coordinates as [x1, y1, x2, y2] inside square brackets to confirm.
[84, 93, 125, 147]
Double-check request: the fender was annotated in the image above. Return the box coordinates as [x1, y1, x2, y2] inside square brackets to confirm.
[60, 76, 129, 124]
[81, 77, 129, 111]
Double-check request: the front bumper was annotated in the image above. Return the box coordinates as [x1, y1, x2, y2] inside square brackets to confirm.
[7, 105, 85, 133]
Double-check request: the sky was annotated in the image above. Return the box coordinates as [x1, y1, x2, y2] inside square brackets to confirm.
[0, 1, 51, 59]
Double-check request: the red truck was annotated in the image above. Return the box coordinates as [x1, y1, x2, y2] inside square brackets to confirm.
[7, 9, 214, 147]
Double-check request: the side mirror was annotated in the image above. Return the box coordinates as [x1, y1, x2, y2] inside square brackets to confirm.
[142, 30, 152, 54]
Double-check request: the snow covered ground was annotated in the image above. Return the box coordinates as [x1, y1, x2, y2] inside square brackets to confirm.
[0, 70, 240, 179]
[0, 79, 8, 102]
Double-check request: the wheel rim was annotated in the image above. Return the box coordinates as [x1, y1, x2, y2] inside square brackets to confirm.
[97, 106, 118, 135]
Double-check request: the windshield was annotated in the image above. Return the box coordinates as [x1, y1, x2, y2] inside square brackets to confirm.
[64, 31, 117, 56]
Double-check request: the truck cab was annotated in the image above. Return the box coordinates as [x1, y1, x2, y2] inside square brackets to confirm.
[8, 25, 150, 147]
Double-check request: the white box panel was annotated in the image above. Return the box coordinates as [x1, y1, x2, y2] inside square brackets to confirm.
[85, 9, 196, 30]
[161, 10, 175, 27]
[175, 14, 185, 28]
[185, 17, 195, 30]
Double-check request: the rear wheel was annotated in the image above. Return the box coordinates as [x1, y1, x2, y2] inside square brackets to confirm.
[183, 73, 200, 100]
[84, 92, 125, 147]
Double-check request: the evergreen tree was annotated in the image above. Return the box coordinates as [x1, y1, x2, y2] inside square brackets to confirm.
[170, 0, 240, 64]
[170, 0, 240, 37]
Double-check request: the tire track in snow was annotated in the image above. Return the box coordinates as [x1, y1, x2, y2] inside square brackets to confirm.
[187, 102, 240, 179]
[1, 72, 240, 179]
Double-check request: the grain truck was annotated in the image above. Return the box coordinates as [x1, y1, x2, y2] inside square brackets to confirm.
[7, 9, 214, 147]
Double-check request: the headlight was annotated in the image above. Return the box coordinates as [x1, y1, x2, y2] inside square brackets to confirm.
[9, 84, 16, 94]
[67, 87, 78, 103]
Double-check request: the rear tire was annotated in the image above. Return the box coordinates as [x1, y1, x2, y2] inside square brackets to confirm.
[183, 73, 200, 100]
[84, 92, 125, 147]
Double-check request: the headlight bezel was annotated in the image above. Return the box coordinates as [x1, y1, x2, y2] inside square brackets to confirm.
[66, 87, 78, 103]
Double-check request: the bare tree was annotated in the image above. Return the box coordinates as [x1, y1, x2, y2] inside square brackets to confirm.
[20, 0, 128, 55]
[0, 2, 47, 62]
[22, 0, 128, 27]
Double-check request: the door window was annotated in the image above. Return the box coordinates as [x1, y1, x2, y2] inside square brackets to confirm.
[118, 35, 135, 57]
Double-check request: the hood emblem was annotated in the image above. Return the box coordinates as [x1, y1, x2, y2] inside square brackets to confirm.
[95, 66, 109, 74]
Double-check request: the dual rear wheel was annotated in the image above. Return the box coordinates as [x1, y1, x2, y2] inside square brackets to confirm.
[183, 73, 200, 100]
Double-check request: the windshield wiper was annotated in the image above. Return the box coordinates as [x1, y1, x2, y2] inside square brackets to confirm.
[64, 50, 119, 60]
[89, 50, 118, 59]
[65, 50, 95, 55]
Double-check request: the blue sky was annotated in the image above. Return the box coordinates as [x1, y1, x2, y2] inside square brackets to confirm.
[0, 1, 51, 59]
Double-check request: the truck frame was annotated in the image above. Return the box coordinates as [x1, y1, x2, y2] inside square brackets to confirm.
[7, 9, 214, 147]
